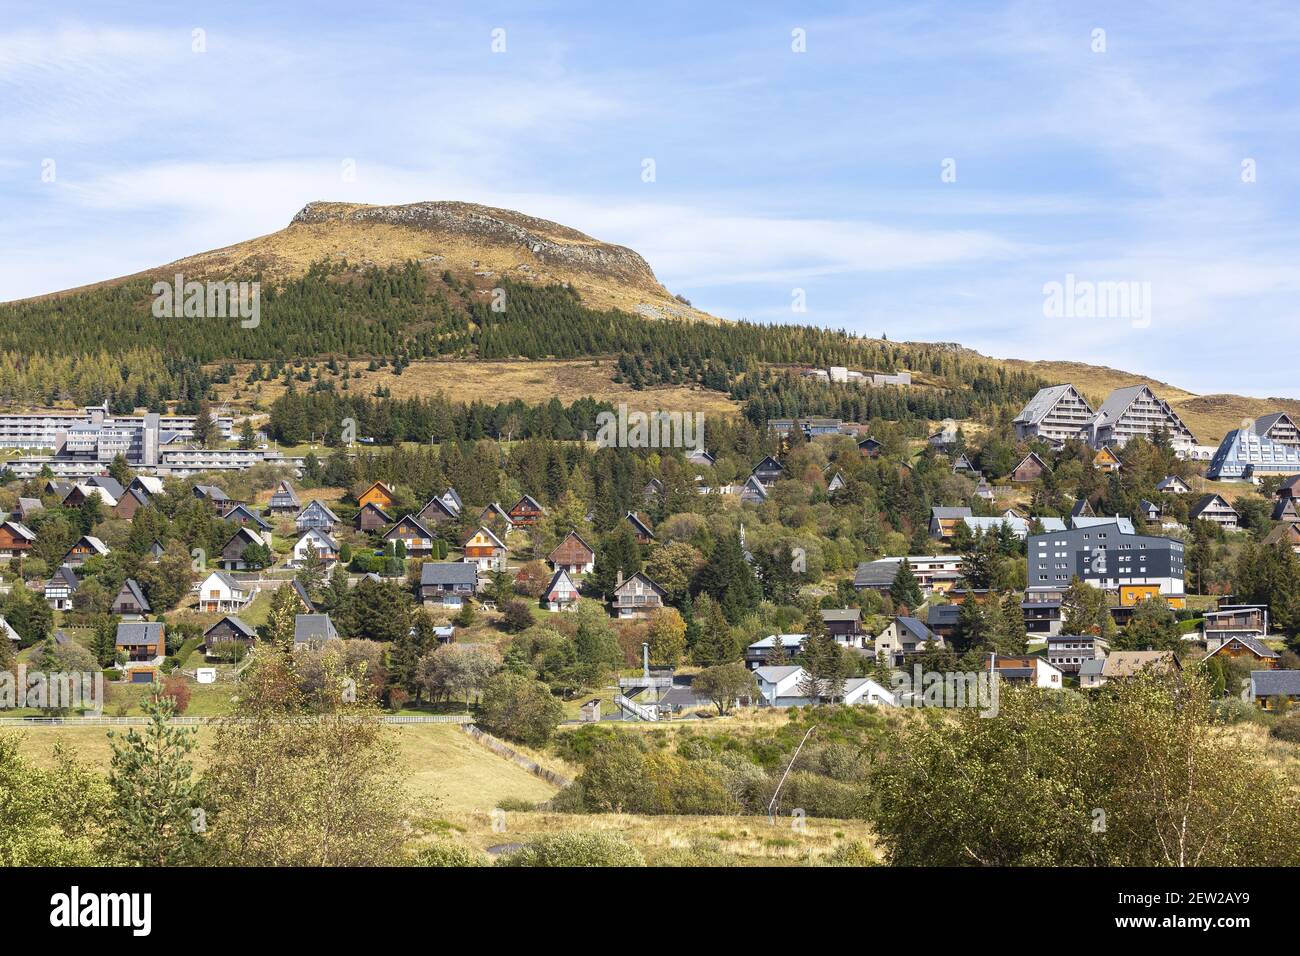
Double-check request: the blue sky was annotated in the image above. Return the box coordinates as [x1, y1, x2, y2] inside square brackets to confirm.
[2, 1, 1298, 396]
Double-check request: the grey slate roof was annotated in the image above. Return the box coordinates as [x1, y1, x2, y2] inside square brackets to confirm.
[115, 621, 164, 646]
[294, 614, 338, 645]
[820, 608, 862, 623]
[931, 506, 973, 519]
[204, 615, 256, 639]
[854, 558, 903, 589]
[1210, 634, 1278, 660]
[927, 604, 960, 628]
[1250, 670, 1300, 699]
[1014, 384, 1087, 425]
[420, 562, 478, 587]
[895, 616, 935, 643]
[116, 578, 151, 612]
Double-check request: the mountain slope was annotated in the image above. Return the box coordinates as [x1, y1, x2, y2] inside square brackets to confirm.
[7, 198, 1295, 444]
[156, 200, 717, 324]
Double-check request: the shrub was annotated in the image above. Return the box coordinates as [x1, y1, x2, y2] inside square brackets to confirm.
[159, 674, 191, 715]
[1270, 713, 1300, 743]
[477, 672, 564, 747]
[825, 840, 877, 867]
[412, 840, 489, 867]
[496, 832, 644, 867]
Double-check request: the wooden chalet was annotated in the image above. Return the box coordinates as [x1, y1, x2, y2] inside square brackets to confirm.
[611, 571, 668, 620]
[384, 515, 437, 558]
[549, 531, 596, 575]
[358, 481, 396, 511]
[463, 526, 507, 572]
[1010, 452, 1048, 483]
[508, 494, 545, 527]
[356, 501, 394, 531]
[624, 511, 655, 544]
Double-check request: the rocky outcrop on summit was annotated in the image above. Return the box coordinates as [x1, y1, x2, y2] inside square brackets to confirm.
[290, 201, 663, 292]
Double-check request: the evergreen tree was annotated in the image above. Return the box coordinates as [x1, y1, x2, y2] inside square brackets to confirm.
[107, 690, 204, 865]
[890, 558, 923, 611]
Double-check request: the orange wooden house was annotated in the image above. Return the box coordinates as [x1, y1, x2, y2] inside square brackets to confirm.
[463, 526, 507, 572]
[1093, 446, 1122, 472]
[358, 481, 396, 510]
[0, 520, 36, 560]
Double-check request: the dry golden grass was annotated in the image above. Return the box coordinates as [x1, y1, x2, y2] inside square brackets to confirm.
[450, 810, 878, 866]
[8, 723, 560, 815]
[215, 358, 739, 416]
[64, 201, 718, 325]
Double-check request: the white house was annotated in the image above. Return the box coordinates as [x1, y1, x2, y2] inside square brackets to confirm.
[542, 568, 580, 612]
[755, 665, 897, 708]
[291, 528, 340, 568]
[197, 571, 253, 614]
[754, 665, 803, 705]
[841, 677, 897, 707]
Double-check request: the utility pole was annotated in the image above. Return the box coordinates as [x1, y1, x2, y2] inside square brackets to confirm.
[768, 724, 816, 824]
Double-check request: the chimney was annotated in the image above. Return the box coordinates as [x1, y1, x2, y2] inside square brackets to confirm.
[616, 569, 624, 589]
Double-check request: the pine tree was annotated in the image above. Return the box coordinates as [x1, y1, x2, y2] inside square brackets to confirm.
[108, 690, 204, 865]
[261, 582, 301, 651]
[890, 558, 923, 611]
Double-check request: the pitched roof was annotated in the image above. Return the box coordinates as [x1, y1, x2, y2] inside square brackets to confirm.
[1264, 523, 1300, 546]
[204, 615, 256, 639]
[1250, 670, 1300, 699]
[291, 579, 315, 611]
[549, 530, 596, 559]
[270, 480, 300, 506]
[48, 565, 79, 591]
[1254, 412, 1295, 435]
[853, 557, 903, 588]
[297, 499, 340, 523]
[1, 520, 36, 542]
[115, 621, 164, 646]
[894, 616, 935, 643]
[385, 514, 436, 540]
[222, 504, 271, 529]
[421, 562, 478, 586]
[293, 613, 338, 644]
[203, 569, 245, 592]
[506, 494, 543, 515]
[1101, 650, 1178, 678]
[359, 502, 396, 523]
[70, 535, 110, 556]
[754, 665, 803, 683]
[624, 511, 655, 539]
[1206, 634, 1279, 660]
[465, 525, 507, 549]
[296, 527, 340, 551]
[417, 496, 456, 520]
[819, 608, 861, 622]
[1190, 493, 1236, 518]
[1013, 384, 1089, 426]
[1012, 451, 1048, 472]
[543, 568, 578, 597]
[748, 634, 807, 650]
[613, 571, 668, 599]
[931, 506, 972, 519]
[1155, 475, 1190, 491]
[115, 578, 151, 612]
